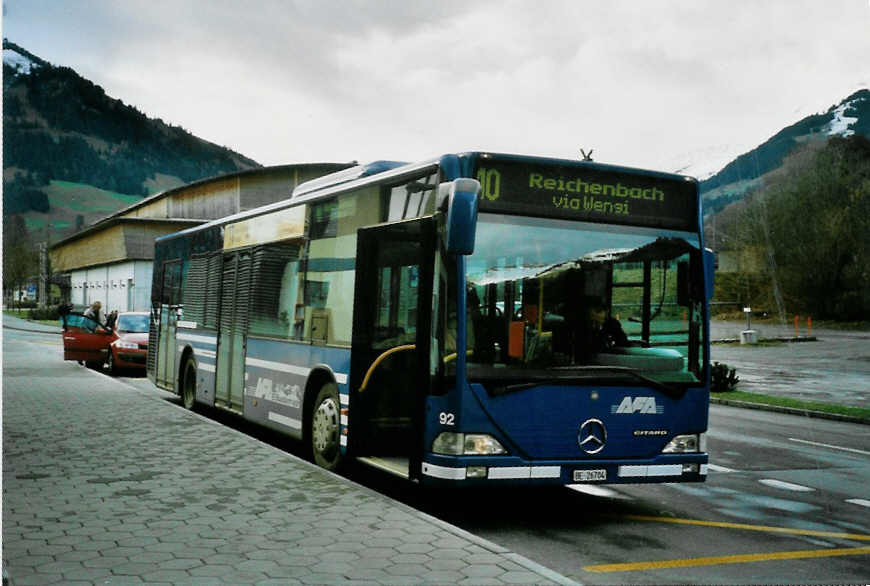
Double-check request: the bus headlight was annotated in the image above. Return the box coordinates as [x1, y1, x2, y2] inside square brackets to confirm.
[662, 433, 703, 453]
[432, 432, 507, 455]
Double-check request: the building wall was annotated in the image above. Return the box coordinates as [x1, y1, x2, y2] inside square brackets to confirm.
[68, 260, 154, 313]
[126, 196, 169, 219]
[238, 165, 346, 211]
[51, 225, 128, 272]
[133, 261, 153, 311]
[167, 177, 239, 219]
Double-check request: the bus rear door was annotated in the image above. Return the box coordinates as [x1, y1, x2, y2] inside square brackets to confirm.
[349, 218, 435, 480]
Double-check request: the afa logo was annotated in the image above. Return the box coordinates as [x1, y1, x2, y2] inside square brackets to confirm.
[612, 396, 664, 415]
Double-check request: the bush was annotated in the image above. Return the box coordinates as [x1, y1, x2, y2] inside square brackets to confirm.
[9, 299, 38, 309]
[711, 361, 739, 392]
[28, 306, 61, 320]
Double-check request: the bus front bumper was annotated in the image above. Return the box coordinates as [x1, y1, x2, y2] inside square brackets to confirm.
[420, 453, 708, 486]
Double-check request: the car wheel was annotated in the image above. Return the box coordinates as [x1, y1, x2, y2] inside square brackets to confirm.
[310, 382, 343, 471]
[182, 358, 197, 410]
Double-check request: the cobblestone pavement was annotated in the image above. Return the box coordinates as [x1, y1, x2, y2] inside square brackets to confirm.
[2, 322, 576, 585]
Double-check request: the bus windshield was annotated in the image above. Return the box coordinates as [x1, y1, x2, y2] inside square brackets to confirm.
[461, 213, 705, 384]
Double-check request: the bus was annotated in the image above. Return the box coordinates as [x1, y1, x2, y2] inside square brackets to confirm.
[148, 152, 713, 486]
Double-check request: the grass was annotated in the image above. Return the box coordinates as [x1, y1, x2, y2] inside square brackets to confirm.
[49, 180, 141, 211]
[3, 309, 59, 327]
[712, 390, 870, 421]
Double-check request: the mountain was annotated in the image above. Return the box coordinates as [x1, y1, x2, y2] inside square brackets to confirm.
[700, 88, 870, 218]
[2, 39, 261, 242]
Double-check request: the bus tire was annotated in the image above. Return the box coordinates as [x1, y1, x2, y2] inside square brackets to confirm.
[310, 382, 343, 471]
[181, 358, 197, 410]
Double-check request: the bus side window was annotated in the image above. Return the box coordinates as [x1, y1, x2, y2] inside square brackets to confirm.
[383, 170, 439, 222]
[248, 242, 302, 339]
[303, 185, 381, 346]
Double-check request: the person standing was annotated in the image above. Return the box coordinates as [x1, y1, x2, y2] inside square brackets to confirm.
[83, 300, 104, 325]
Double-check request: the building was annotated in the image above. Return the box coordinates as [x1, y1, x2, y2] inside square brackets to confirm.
[48, 163, 351, 313]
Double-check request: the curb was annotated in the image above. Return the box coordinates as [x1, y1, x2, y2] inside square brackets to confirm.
[712, 336, 818, 344]
[710, 397, 869, 425]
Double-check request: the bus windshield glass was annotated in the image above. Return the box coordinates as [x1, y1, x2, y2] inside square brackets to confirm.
[460, 213, 705, 384]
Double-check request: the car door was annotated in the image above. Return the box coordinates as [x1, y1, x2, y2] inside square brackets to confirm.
[62, 313, 111, 363]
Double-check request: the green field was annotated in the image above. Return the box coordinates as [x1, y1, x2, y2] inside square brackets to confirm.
[20, 180, 147, 242]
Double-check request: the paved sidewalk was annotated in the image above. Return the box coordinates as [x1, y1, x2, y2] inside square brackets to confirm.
[2, 331, 576, 585]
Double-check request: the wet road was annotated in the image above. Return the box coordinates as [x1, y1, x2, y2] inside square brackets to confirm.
[710, 320, 870, 408]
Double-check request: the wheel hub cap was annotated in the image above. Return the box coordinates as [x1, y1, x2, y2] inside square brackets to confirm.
[312, 398, 339, 454]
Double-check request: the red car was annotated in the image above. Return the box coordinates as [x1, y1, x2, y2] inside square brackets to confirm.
[62, 311, 150, 374]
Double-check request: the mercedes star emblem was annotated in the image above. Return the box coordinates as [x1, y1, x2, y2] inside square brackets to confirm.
[578, 418, 607, 454]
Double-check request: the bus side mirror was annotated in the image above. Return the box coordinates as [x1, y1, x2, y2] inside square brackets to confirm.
[704, 248, 715, 300]
[446, 178, 480, 255]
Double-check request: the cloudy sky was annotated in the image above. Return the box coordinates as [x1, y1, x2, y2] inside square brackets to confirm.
[4, 0, 869, 177]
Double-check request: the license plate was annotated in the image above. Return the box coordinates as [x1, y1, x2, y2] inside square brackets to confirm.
[574, 469, 607, 482]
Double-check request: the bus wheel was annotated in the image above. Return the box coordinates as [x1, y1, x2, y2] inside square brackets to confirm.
[181, 358, 197, 410]
[310, 382, 343, 471]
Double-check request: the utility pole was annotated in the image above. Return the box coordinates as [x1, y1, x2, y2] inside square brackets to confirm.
[38, 242, 48, 307]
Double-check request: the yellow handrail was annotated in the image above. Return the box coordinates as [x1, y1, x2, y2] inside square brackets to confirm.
[358, 344, 416, 392]
[442, 349, 474, 364]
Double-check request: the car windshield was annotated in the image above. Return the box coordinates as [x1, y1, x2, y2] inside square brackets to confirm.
[117, 314, 149, 333]
[458, 213, 706, 384]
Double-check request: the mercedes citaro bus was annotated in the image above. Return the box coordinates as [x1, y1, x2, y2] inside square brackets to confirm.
[148, 152, 713, 486]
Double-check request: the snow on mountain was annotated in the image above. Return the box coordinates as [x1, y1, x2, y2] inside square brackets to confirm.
[3, 47, 40, 75]
[826, 97, 859, 136]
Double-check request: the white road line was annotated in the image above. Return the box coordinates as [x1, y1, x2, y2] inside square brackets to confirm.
[707, 463, 737, 473]
[845, 499, 870, 508]
[788, 437, 870, 456]
[759, 478, 815, 492]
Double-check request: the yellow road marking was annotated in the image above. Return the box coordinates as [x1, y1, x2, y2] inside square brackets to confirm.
[619, 514, 870, 542]
[584, 546, 870, 572]
[582, 515, 870, 573]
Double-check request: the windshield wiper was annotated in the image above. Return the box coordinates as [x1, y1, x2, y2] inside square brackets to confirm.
[493, 366, 686, 399]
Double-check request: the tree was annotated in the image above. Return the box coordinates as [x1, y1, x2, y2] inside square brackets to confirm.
[2, 215, 40, 308]
[734, 136, 870, 320]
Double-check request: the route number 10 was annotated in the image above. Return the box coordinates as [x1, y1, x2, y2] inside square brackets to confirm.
[476, 168, 501, 201]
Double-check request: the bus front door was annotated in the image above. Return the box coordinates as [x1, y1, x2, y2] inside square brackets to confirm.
[350, 218, 435, 481]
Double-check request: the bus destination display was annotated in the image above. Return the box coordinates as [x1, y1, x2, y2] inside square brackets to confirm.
[474, 158, 697, 230]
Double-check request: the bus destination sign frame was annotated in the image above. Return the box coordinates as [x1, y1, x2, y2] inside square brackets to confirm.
[473, 157, 698, 231]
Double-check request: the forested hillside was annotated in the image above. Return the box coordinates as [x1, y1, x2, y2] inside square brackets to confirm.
[2, 39, 260, 237]
[710, 135, 870, 321]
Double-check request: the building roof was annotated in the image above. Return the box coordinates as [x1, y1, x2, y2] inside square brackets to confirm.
[49, 162, 353, 251]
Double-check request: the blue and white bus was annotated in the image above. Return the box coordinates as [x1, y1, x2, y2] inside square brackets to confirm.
[149, 152, 713, 486]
